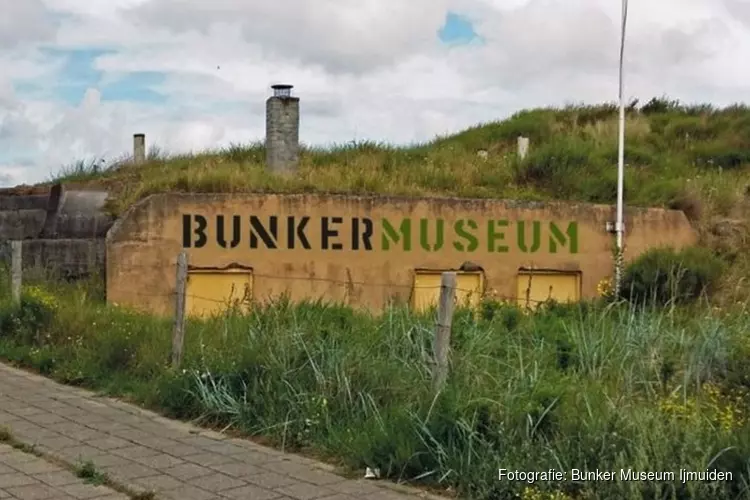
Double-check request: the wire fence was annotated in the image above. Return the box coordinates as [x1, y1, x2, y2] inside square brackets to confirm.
[3, 254, 557, 309]
[3, 245, 569, 389]
[103, 261, 554, 308]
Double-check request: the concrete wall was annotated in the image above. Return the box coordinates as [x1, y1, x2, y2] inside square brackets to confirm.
[0, 184, 114, 278]
[106, 193, 698, 315]
[265, 96, 300, 172]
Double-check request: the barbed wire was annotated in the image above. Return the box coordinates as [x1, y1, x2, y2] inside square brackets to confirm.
[91, 263, 558, 294]
[3, 260, 563, 307]
[111, 285, 552, 307]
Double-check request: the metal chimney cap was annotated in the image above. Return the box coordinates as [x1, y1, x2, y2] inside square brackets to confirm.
[271, 84, 293, 98]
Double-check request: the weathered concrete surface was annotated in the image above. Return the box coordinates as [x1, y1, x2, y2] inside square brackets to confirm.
[0, 187, 113, 240]
[0, 239, 105, 279]
[0, 363, 438, 500]
[53, 214, 113, 239]
[57, 190, 109, 215]
[107, 192, 699, 315]
[0, 210, 47, 240]
[0, 185, 113, 279]
[18, 240, 105, 278]
[0, 194, 49, 211]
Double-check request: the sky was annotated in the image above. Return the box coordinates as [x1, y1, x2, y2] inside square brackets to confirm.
[1, 0, 749, 187]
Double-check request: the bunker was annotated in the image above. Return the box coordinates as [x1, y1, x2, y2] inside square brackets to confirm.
[0, 184, 114, 278]
[106, 192, 698, 317]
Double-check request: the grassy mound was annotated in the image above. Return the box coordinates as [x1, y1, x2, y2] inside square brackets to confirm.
[51, 98, 750, 221]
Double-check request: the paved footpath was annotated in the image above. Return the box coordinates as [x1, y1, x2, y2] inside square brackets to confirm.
[0, 363, 442, 500]
[0, 442, 128, 500]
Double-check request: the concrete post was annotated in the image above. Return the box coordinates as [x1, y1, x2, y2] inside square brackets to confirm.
[10, 241, 21, 305]
[265, 84, 300, 173]
[517, 136, 529, 160]
[133, 134, 146, 164]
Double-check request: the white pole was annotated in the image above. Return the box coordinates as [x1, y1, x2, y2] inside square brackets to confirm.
[614, 0, 629, 296]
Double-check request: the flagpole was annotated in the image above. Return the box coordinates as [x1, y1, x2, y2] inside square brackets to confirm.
[614, 0, 629, 296]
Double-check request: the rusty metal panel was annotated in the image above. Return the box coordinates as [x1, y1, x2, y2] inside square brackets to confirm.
[412, 271, 483, 312]
[516, 270, 581, 309]
[185, 270, 254, 318]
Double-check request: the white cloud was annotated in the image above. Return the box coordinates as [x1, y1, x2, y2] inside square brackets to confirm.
[723, 0, 750, 27]
[0, 0, 56, 49]
[0, 0, 749, 187]
[123, 0, 450, 73]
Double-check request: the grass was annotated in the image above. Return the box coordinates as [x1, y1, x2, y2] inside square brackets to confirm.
[0, 426, 39, 455]
[71, 457, 156, 499]
[43, 98, 750, 225]
[1, 266, 750, 500]
[74, 459, 108, 485]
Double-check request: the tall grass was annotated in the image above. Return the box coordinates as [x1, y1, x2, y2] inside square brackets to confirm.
[43, 100, 750, 221]
[0, 267, 748, 499]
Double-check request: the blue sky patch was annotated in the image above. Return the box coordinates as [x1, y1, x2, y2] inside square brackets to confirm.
[42, 48, 109, 104]
[21, 48, 166, 105]
[439, 12, 479, 45]
[101, 72, 166, 103]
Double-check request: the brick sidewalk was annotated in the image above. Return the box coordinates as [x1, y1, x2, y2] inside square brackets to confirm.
[0, 443, 127, 500]
[0, 363, 441, 500]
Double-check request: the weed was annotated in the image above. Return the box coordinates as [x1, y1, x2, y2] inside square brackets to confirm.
[12, 442, 37, 455]
[131, 492, 156, 500]
[74, 459, 108, 485]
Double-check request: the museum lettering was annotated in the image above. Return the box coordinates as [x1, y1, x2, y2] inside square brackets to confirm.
[181, 214, 579, 254]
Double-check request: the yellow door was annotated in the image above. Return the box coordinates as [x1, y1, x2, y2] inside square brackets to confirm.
[412, 271, 484, 312]
[185, 270, 254, 318]
[516, 270, 580, 309]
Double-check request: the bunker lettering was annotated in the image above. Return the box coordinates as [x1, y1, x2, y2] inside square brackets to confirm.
[182, 214, 578, 254]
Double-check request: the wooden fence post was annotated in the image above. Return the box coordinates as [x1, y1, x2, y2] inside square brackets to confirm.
[432, 271, 457, 393]
[171, 251, 188, 369]
[10, 241, 21, 306]
[133, 133, 146, 165]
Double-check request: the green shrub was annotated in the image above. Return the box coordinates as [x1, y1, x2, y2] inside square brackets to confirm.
[619, 246, 726, 305]
[664, 115, 721, 142]
[640, 96, 682, 115]
[570, 103, 618, 126]
[513, 137, 599, 197]
[0, 286, 59, 343]
[692, 142, 750, 169]
[479, 299, 523, 328]
[0, 307, 21, 337]
[594, 142, 657, 167]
